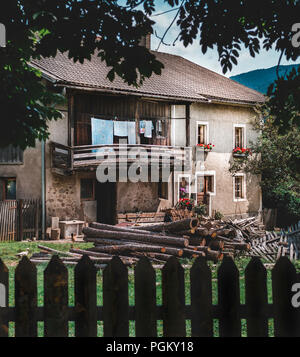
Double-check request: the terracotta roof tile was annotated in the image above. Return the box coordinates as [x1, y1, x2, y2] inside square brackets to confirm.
[30, 50, 265, 105]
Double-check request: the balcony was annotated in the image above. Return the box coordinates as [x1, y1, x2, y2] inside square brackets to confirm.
[50, 142, 192, 175]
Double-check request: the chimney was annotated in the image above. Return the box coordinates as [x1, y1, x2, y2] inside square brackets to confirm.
[139, 33, 151, 50]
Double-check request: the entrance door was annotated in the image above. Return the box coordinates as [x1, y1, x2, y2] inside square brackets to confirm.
[197, 176, 212, 214]
[95, 182, 117, 224]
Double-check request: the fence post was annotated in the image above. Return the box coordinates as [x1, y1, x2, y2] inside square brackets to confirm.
[190, 256, 213, 337]
[245, 257, 268, 337]
[44, 255, 68, 337]
[17, 199, 23, 241]
[103, 256, 129, 337]
[15, 257, 37, 337]
[162, 256, 186, 337]
[74, 255, 97, 337]
[272, 256, 300, 337]
[135, 257, 157, 337]
[218, 256, 241, 337]
[0, 259, 9, 337]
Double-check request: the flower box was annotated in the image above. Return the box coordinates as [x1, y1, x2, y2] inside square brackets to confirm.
[197, 143, 215, 152]
[232, 147, 252, 158]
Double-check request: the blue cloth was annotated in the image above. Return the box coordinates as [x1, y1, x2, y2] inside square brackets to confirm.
[114, 121, 128, 137]
[140, 120, 146, 134]
[127, 121, 136, 145]
[91, 118, 113, 153]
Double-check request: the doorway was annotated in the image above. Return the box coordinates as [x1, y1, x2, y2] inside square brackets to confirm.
[95, 182, 117, 224]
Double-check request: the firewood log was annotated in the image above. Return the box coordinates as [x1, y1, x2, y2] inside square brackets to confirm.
[131, 218, 199, 233]
[83, 227, 189, 247]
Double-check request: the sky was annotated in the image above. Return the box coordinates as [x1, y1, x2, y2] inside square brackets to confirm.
[119, 0, 298, 77]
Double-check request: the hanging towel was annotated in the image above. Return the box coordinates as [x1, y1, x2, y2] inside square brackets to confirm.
[91, 118, 113, 153]
[127, 121, 136, 145]
[144, 120, 153, 138]
[139, 120, 146, 134]
[114, 121, 128, 137]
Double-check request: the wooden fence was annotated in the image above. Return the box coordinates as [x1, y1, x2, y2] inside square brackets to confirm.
[0, 255, 300, 337]
[0, 199, 41, 242]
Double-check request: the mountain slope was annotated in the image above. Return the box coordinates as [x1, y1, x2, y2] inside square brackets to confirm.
[230, 64, 300, 94]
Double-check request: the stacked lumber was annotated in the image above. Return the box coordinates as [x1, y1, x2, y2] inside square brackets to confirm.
[81, 219, 223, 264]
[30, 216, 265, 268]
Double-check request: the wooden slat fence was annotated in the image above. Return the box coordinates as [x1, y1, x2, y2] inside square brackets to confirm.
[0, 199, 41, 242]
[248, 220, 300, 263]
[0, 255, 300, 337]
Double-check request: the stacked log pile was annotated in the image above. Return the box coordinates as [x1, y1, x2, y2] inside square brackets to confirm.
[30, 216, 264, 268]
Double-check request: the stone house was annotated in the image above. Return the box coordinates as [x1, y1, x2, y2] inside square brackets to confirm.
[0, 39, 265, 226]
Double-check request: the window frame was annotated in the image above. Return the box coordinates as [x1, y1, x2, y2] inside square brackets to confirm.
[233, 124, 246, 149]
[177, 174, 191, 201]
[1, 177, 17, 201]
[195, 171, 216, 199]
[80, 178, 95, 201]
[196, 121, 209, 146]
[233, 173, 247, 202]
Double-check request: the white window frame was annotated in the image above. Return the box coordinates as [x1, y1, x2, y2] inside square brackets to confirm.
[177, 173, 191, 201]
[196, 121, 209, 145]
[233, 173, 247, 202]
[233, 124, 246, 149]
[195, 171, 216, 217]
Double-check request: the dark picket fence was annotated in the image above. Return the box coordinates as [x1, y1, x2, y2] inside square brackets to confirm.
[0, 255, 300, 337]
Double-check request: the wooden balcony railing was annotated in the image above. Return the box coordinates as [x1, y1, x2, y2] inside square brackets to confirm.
[50, 142, 192, 174]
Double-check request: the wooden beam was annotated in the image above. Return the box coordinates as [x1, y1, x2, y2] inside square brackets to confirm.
[135, 98, 141, 145]
[185, 104, 190, 147]
[68, 91, 75, 147]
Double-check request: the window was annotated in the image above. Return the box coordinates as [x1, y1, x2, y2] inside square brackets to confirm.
[178, 175, 190, 200]
[197, 176, 213, 194]
[80, 179, 95, 201]
[234, 125, 245, 148]
[196, 122, 209, 145]
[0, 145, 23, 164]
[0, 178, 16, 200]
[234, 175, 246, 201]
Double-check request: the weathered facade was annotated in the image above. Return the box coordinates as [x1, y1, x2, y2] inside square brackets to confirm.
[0, 39, 265, 226]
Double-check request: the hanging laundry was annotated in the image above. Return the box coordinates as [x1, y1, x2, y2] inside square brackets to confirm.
[91, 118, 113, 145]
[91, 118, 114, 153]
[114, 121, 128, 137]
[144, 120, 153, 138]
[127, 121, 136, 145]
[139, 120, 146, 134]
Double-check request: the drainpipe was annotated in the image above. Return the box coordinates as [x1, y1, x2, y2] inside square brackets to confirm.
[41, 139, 46, 240]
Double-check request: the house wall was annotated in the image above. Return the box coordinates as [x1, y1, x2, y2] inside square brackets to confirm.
[172, 102, 262, 218]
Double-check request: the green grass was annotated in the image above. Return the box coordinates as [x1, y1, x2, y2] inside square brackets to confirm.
[1, 242, 299, 337]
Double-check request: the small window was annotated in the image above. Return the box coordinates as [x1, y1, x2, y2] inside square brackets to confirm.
[235, 127, 244, 148]
[0, 178, 16, 200]
[234, 176, 244, 199]
[158, 181, 168, 200]
[197, 124, 207, 145]
[80, 179, 95, 201]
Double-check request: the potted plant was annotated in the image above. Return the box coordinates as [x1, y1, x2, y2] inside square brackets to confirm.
[194, 203, 208, 216]
[232, 147, 252, 157]
[176, 198, 194, 211]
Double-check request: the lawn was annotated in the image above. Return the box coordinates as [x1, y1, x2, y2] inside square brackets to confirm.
[1, 241, 300, 337]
